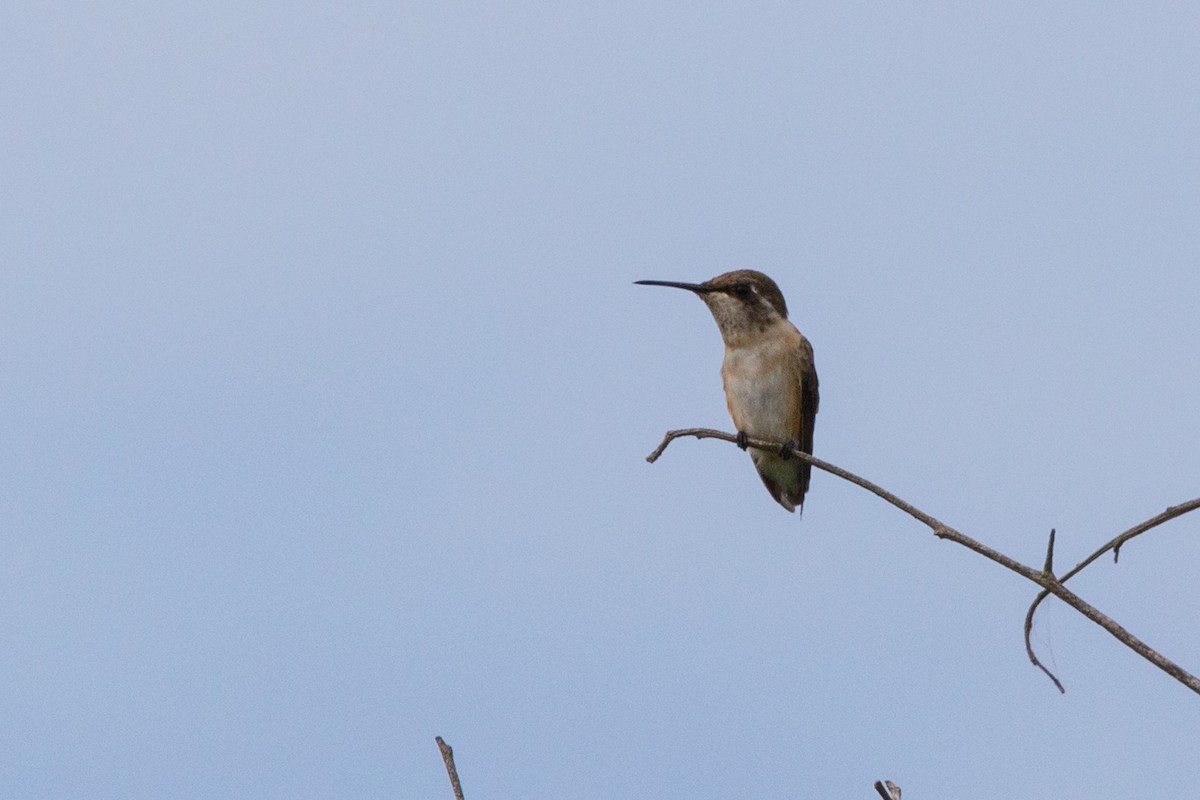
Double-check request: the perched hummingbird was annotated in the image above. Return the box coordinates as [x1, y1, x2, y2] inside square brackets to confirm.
[636, 270, 819, 513]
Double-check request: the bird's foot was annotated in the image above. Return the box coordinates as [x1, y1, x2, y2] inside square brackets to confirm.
[735, 430, 750, 451]
[778, 440, 798, 459]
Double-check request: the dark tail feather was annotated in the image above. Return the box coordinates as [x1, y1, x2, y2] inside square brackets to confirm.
[759, 460, 811, 514]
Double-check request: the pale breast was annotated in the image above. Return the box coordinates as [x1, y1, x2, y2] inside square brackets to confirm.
[720, 320, 805, 441]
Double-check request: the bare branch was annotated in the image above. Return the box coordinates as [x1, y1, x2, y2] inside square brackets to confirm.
[648, 429, 947, 532]
[647, 428, 1200, 695]
[435, 736, 466, 800]
[1042, 529, 1056, 576]
[874, 779, 902, 799]
[1022, 497, 1200, 692]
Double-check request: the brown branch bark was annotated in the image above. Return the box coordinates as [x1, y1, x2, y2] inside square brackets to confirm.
[647, 428, 1200, 695]
[1022, 497, 1200, 691]
[435, 736, 466, 800]
[874, 779, 902, 800]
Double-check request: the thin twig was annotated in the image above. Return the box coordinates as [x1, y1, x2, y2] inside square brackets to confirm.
[1022, 528, 1067, 689]
[435, 736, 466, 800]
[647, 428, 1200, 695]
[1042, 529, 1056, 576]
[1022, 497, 1200, 692]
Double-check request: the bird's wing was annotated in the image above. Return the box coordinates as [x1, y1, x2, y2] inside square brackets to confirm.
[794, 336, 818, 456]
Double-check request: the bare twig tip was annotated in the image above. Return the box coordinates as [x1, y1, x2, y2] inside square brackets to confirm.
[1042, 528, 1056, 576]
[874, 779, 902, 800]
[436, 736, 466, 800]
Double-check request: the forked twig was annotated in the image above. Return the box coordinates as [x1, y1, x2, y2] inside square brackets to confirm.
[647, 428, 1200, 695]
[1023, 498, 1200, 691]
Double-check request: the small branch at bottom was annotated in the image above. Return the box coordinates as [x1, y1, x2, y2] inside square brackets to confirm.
[435, 736, 466, 800]
[874, 779, 901, 800]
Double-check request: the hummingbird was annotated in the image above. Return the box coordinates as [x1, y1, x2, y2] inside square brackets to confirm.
[636, 270, 819, 513]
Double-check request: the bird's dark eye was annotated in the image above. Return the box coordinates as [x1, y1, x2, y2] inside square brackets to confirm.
[734, 283, 753, 298]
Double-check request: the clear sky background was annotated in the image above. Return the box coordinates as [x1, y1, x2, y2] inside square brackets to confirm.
[3, 2, 1199, 798]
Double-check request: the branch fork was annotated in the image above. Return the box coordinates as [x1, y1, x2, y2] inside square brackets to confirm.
[647, 427, 1200, 695]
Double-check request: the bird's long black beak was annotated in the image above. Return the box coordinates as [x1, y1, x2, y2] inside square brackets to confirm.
[634, 280, 712, 294]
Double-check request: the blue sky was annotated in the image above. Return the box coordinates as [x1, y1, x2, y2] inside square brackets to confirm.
[3, 2, 1199, 797]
